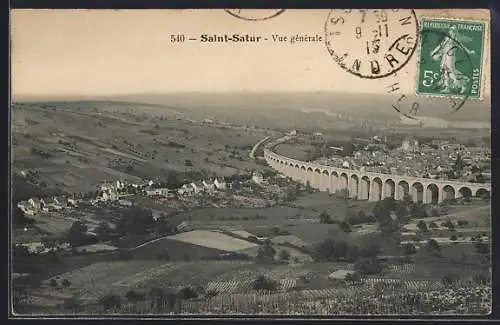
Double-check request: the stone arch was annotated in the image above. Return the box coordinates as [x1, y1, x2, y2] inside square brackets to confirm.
[306, 167, 314, 187]
[426, 183, 439, 204]
[330, 171, 339, 193]
[371, 177, 383, 201]
[442, 185, 455, 202]
[475, 188, 490, 200]
[383, 179, 396, 199]
[313, 168, 322, 188]
[411, 182, 424, 203]
[396, 180, 409, 201]
[349, 174, 359, 198]
[339, 173, 349, 190]
[359, 176, 370, 200]
[320, 170, 330, 192]
[458, 187, 472, 200]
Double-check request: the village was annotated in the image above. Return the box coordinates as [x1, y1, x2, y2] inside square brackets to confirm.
[14, 168, 298, 255]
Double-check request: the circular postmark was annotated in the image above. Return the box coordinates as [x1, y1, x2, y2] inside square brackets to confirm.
[324, 9, 419, 79]
[390, 26, 478, 124]
[225, 9, 285, 21]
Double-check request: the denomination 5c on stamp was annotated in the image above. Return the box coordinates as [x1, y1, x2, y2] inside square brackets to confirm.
[416, 18, 486, 100]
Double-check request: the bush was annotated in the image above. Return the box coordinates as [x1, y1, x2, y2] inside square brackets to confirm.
[402, 243, 417, 256]
[178, 286, 198, 300]
[278, 250, 291, 261]
[416, 220, 428, 232]
[252, 276, 278, 291]
[354, 258, 383, 275]
[426, 239, 441, 252]
[339, 221, 352, 233]
[457, 220, 469, 226]
[441, 274, 459, 287]
[98, 293, 122, 311]
[450, 235, 458, 241]
[63, 297, 81, 311]
[428, 222, 438, 229]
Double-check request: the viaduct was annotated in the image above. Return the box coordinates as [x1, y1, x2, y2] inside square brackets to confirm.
[263, 149, 491, 204]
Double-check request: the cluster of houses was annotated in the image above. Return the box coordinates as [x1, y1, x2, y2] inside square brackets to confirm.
[16, 170, 270, 216]
[17, 196, 78, 216]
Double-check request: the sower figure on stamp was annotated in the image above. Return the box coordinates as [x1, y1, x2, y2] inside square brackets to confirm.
[430, 25, 475, 95]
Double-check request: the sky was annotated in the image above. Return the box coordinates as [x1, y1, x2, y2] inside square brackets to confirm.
[11, 9, 491, 97]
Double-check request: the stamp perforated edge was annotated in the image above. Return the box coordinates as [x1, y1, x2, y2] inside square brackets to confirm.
[414, 16, 490, 102]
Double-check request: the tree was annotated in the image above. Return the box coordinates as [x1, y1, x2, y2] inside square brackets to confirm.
[166, 172, 182, 189]
[442, 220, 455, 231]
[402, 243, 417, 257]
[416, 220, 428, 233]
[63, 296, 81, 312]
[98, 293, 122, 311]
[354, 258, 383, 275]
[125, 290, 146, 304]
[50, 279, 58, 287]
[149, 287, 167, 310]
[450, 235, 458, 241]
[66, 221, 88, 247]
[426, 239, 441, 252]
[278, 250, 291, 261]
[155, 217, 174, 235]
[252, 275, 278, 291]
[116, 207, 155, 236]
[473, 273, 489, 286]
[178, 286, 198, 300]
[319, 210, 333, 224]
[360, 244, 381, 260]
[441, 274, 459, 288]
[256, 240, 276, 264]
[339, 221, 352, 233]
[475, 242, 490, 254]
[95, 222, 113, 242]
[429, 222, 438, 229]
[62, 279, 71, 287]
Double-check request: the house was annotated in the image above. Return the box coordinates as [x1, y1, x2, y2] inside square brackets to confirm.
[116, 180, 125, 190]
[202, 180, 216, 192]
[178, 184, 195, 196]
[53, 196, 68, 207]
[191, 181, 205, 194]
[67, 198, 78, 207]
[28, 198, 41, 211]
[251, 171, 265, 184]
[102, 190, 118, 201]
[17, 201, 34, 216]
[41, 198, 62, 212]
[214, 178, 228, 190]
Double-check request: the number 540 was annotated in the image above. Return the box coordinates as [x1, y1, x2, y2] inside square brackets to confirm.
[422, 70, 440, 87]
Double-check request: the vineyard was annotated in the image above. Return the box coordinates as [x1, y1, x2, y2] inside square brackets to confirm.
[56, 284, 491, 315]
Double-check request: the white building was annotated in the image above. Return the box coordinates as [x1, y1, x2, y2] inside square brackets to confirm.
[202, 180, 216, 192]
[191, 181, 205, 194]
[178, 184, 195, 196]
[214, 178, 228, 190]
[252, 171, 265, 184]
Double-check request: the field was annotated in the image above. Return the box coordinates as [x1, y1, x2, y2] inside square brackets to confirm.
[12, 102, 271, 193]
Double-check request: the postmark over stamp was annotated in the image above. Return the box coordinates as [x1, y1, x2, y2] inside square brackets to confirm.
[324, 9, 419, 79]
[225, 9, 285, 21]
[416, 18, 486, 100]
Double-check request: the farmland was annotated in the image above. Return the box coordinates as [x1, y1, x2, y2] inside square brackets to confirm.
[11, 100, 491, 316]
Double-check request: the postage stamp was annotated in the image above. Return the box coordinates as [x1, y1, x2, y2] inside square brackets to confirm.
[324, 9, 419, 79]
[416, 18, 486, 100]
[225, 9, 285, 21]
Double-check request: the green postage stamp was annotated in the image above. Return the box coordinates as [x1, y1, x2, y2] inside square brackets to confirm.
[416, 18, 486, 99]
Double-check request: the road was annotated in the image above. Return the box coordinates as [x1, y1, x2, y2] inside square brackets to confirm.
[249, 136, 271, 159]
